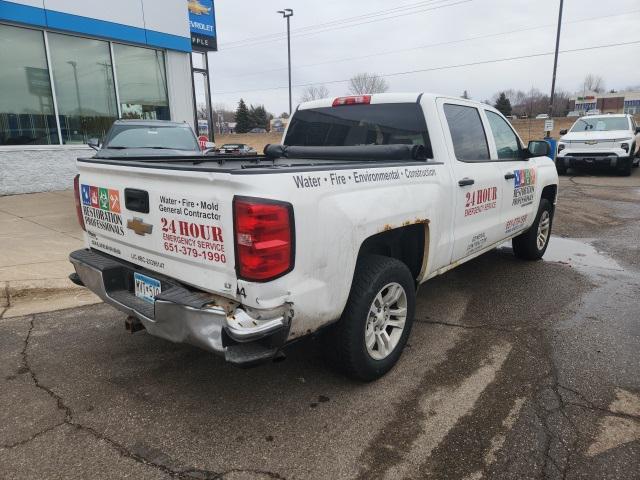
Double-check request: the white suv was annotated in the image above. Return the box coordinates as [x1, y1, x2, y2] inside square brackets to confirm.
[556, 114, 640, 176]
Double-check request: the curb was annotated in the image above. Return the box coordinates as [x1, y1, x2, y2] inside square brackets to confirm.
[0, 278, 101, 318]
[5, 278, 85, 298]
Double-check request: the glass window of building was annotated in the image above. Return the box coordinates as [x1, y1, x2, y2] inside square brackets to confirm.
[113, 44, 170, 120]
[0, 24, 59, 145]
[48, 33, 117, 144]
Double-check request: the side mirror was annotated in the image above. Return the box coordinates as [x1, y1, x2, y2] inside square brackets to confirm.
[635, 126, 640, 134]
[88, 138, 101, 150]
[528, 140, 550, 158]
[559, 129, 568, 135]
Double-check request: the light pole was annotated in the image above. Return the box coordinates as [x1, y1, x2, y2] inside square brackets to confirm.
[67, 61, 82, 116]
[547, 0, 564, 125]
[277, 8, 293, 115]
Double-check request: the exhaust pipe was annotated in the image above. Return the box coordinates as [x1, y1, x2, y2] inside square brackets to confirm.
[125, 316, 145, 333]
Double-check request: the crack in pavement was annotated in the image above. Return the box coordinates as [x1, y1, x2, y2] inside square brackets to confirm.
[1, 314, 287, 480]
[415, 317, 532, 334]
[529, 347, 582, 480]
[0, 283, 11, 318]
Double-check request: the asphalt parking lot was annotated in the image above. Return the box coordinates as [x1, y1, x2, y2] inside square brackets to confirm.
[1, 168, 639, 480]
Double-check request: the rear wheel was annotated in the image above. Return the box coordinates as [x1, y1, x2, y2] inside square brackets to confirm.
[512, 199, 553, 260]
[324, 255, 415, 381]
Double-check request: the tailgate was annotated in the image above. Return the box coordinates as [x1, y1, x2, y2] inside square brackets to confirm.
[77, 161, 238, 295]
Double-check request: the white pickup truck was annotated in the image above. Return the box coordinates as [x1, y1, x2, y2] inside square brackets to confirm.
[70, 93, 558, 380]
[556, 114, 640, 176]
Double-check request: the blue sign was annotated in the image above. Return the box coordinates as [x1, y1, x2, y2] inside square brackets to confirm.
[188, 0, 217, 51]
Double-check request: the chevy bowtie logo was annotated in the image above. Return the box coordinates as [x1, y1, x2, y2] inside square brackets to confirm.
[127, 218, 153, 236]
[585, 140, 598, 145]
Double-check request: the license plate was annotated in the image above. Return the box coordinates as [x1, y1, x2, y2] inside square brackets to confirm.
[134, 272, 161, 304]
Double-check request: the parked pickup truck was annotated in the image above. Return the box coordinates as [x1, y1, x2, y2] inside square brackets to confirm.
[70, 93, 558, 381]
[556, 114, 640, 176]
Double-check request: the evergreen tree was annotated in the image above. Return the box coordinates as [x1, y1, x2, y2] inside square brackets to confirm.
[235, 99, 251, 133]
[493, 92, 512, 116]
[249, 105, 269, 130]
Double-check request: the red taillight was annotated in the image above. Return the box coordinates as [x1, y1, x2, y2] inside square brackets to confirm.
[233, 197, 294, 282]
[73, 174, 86, 231]
[332, 95, 371, 107]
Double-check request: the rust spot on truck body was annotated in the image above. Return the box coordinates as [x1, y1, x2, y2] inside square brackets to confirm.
[380, 218, 430, 232]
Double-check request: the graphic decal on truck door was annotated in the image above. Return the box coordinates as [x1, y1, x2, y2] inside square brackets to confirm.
[464, 186, 498, 217]
[81, 184, 125, 236]
[512, 168, 537, 207]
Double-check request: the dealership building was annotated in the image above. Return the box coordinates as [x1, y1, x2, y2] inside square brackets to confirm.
[0, 0, 217, 195]
[569, 91, 640, 115]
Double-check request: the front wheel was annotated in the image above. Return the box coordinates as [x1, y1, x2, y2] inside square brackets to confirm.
[512, 199, 553, 260]
[618, 158, 632, 176]
[324, 255, 415, 381]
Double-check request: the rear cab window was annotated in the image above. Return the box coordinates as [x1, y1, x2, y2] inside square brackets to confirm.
[284, 103, 433, 158]
[105, 125, 199, 151]
[443, 104, 490, 162]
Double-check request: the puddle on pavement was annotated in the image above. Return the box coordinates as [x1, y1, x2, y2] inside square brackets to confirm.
[500, 236, 622, 272]
[543, 236, 622, 271]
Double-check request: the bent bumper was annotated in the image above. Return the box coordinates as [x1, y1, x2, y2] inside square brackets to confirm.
[69, 249, 290, 364]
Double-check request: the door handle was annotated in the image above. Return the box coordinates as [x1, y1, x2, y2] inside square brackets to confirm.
[458, 178, 475, 187]
[504, 172, 515, 180]
[124, 188, 150, 213]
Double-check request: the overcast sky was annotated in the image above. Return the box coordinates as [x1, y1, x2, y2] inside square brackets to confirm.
[203, 0, 639, 115]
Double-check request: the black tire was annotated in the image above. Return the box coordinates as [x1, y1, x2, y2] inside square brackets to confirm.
[618, 158, 632, 176]
[512, 199, 553, 260]
[555, 161, 567, 175]
[324, 255, 415, 381]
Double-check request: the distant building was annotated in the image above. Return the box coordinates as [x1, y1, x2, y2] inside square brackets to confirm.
[1, 0, 218, 195]
[569, 91, 640, 115]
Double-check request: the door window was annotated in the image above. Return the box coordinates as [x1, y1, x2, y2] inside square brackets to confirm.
[485, 111, 521, 160]
[443, 104, 489, 162]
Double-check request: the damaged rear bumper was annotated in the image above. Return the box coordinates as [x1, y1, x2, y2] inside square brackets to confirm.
[69, 249, 291, 366]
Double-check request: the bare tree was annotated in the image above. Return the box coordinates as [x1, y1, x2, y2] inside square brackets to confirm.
[299, 85, 330, 103]
[348, 73, 389, 95]
[196, 104, 208, 120]
[491, 88, 552, 117]
[582, 74, 605, 93]
[551, 89, 571, 116]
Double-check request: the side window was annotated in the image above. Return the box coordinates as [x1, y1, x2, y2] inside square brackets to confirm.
[443, 104, 490, 162]
[485, 111, 522, 160]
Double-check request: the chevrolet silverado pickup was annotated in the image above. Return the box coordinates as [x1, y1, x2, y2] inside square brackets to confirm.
[70, 93, 558, 381]
[556, 114, 640, 176]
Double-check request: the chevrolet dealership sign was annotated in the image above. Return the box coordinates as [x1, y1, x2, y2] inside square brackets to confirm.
[188, 0, 217, 51]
